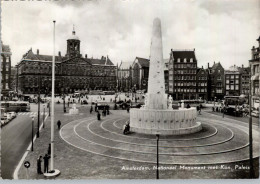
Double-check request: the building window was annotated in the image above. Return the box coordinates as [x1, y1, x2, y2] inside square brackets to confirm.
[190, 58, 193, 63]
[218, 70, 220, 73]
[235, 75, 239, 79]
[230, 85, 234, 90]
[235, 79, 239, 84]
[231, 75, 234, 79]
[226, 85, 230, 90]
[177, 58, 180, 63]
[235, 85, 239, 90]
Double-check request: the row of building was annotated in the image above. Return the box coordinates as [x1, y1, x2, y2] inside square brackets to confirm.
[1, 29, 259, 106]
[118, 50, 250, 101]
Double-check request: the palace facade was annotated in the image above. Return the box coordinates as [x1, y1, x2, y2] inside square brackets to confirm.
[17, 29, 117, 94]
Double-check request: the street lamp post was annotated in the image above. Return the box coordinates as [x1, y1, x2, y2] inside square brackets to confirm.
[37, 74, 41, 138]
[31, 116, 34, 151]
[43, 104, 45, 128]
[156, 134, 159, 179]
[249, 72, 254, 178]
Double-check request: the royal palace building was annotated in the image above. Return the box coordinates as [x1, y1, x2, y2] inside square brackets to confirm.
[17, 29, 117, 95]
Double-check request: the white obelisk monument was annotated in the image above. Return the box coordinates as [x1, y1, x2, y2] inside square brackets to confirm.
[130, 18, 202, 135]
[145, 18, 168, 110]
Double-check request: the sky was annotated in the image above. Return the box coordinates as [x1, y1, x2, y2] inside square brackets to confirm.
[1, 0, 259, 69]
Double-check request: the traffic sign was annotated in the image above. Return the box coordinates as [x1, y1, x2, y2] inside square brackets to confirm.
[24, 161, 30, 168]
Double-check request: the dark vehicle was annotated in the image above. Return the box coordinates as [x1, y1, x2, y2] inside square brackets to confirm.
[131, 103, 144, 109]
[225, 107, 243, 117]
[82, 100, 88, 104]
[97, 103, 110, 110]
[1, 101, 30, 112]
[116, 100, 124, 104]
[119, 102, 130, 109]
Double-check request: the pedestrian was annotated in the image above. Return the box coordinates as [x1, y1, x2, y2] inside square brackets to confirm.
[106, 106, 110, 115]
[103, 109, 106, 116]
[37, 156, 43, 174]
[43, 154, 50, 173]
[186, 104, 191, 109]
[48, 143, 51, 155]
[67, 101, 70, 107]
[127, 106, 130, 113]
[95, 104, 97, 112]
[57, 120, 61, 130]
[90, 106, 93, 114]
[97, 111, 101, 120]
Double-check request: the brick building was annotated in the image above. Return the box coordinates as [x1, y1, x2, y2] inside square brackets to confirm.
[250, 36, 260, 117]
[168, 49, 197, 100]
[117, 61, 132, 92]
[164, 59, 169, 94]
[196, 66, 209, 100]
[17, 29, 117, 94]
[239, 65, 250, 96]
[225, 65, 242, 96]
[1, 41, 12, 98]
[208, 62, 225, 100]
[131, 57, 149, 92]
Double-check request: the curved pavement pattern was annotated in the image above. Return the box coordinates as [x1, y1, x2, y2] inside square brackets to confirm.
[60, 113, 259, 165]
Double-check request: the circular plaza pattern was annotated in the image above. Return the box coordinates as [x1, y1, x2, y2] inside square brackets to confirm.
[60, 111, 259, 165]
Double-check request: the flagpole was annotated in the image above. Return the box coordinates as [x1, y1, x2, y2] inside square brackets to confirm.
[43, 20, 60, 177]
[51, 20, 55, 171]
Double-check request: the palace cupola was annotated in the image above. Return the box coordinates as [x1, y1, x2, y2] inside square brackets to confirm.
[66, 26, 81, 58]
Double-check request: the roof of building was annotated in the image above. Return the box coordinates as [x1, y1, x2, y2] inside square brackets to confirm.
[119, 61, 132, 69]
[171, 50, 196, 60]
[227, 65, 240, 72]
[21, 49, 114, 66]
[135, 57, 150, 67]
[68, 28, 79, 40]
[88, 56, 114, 66]
[210, 62, 223, 70]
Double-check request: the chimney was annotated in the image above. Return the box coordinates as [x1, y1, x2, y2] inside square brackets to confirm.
[58, 51, 61, 57]
[214, 61, 215, 65]
[242, 64, 244, 68]
[85, 54, 87, 58]
[194, 48, 195, 51]
[202, 65, 203, 69]
[37, 49, 39, 55]
[208, 62, 209, 69]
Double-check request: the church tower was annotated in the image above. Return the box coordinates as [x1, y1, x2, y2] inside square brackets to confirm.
[66, 26, 81, 58]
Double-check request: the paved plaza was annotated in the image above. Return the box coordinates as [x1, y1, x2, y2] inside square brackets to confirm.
[18, 104, 259, 179]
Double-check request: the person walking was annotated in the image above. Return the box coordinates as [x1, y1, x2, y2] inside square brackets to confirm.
[57, 120, 61, 130]
[90, 106, 93, 114]
[97, 111, 101, 120]
[37, 156, 43, 174]
[43, 154, 50, 173]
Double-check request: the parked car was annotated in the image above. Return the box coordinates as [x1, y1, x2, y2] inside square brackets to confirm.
[7, 112, 17, 120]
[1, 116, 9, 126]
